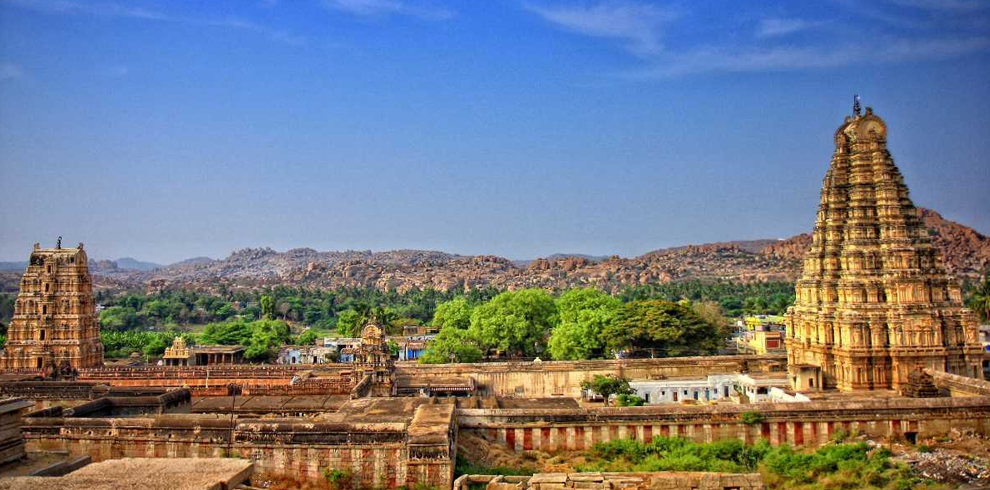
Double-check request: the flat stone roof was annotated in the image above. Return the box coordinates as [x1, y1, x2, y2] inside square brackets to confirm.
[320, 397, 434, 424]
[0, 458, 253, 490]
[191, 394, 349, 413]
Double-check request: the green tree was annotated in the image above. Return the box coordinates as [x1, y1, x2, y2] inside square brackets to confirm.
[243, 319, 292, 361]
[260, 295, 275, 320]
[200, 319, 253, 345]
[99, 306, 141, 331]
[143, 334, 172, 358]
[432, 298, 473, 330]
[968, 278, 990, 322]
[548, 288, 621, 360]
[335, 309, 365, 337]
[581, 375, 634, 406]
[616, 394, 645, 406]
[215, 303, 236, 320]
[468, 289, 558, 357]
[602, 300, 722, 357]
[297, 329, 319, 346]
[420, 326, 483, 364]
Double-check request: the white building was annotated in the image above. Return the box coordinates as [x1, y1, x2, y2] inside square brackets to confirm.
[629, 373, 806, 404]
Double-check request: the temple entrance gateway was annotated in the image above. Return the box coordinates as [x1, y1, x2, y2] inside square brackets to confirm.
[784, 104, 982, 392]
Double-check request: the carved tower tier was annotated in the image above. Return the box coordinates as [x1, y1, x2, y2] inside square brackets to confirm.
[785, 106, 982, 392]
[0, 243, 104, 370]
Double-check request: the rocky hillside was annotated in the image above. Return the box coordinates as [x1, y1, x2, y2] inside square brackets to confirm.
[3, 207, 982, 295]
[762, 207, 989, 278]
[919, 208, 990, 277]
[95, 244, 799, 294]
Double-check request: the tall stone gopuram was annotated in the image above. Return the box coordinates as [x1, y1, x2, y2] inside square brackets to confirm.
[786, 103, 982, 392]
[0, 242, 104, 370]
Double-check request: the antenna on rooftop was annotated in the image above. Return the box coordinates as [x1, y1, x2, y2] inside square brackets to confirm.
[853, 94, 861, 117]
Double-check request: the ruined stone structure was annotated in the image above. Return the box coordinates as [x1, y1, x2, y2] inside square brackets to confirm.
[0, 243, 104, 370]
[786, 105, 982, 391]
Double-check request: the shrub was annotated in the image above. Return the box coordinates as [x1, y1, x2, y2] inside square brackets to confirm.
[740, 411, 764, 425]
[616, 394, 645, 406]
[321, 468, 355, 490]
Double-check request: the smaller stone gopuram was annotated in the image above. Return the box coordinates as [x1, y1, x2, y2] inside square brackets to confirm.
[351, 320, 396, 397]
[0, 241, 104, 370]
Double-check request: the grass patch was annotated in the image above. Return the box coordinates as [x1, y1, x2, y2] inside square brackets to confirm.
[454, 454, 535, 477]
[570, 437, 940, 490]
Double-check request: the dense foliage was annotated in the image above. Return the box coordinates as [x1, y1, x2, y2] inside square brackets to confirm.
[199, 319, 293, 361]
[577, 437, 935, 490]
[468, 289, 559, 357]
[93, 286, 501, 333]
[603, 300, 722, 357]
[101, 330, 192, 359]
[1, 281, 806, 360]
[618, 281, 796, 317]
[548, 289, 622, 360]
[966, 277, 990, 323]
[422, 289, 729, 363]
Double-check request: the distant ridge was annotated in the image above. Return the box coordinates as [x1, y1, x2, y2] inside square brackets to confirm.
[1, 207, 983, 294]
[0, 262, 26, 272]
[168, 256, 215, 268]
[114, 257, 163, 271]
[513, 253, 609, 268]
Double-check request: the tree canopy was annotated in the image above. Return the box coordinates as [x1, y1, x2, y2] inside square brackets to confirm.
[548, 288, 621, 361]
[603, 299, 723, 357]
[468, 289, 558, 357]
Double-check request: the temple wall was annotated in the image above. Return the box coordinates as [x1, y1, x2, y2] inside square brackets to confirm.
[457, 397, 990, 452]
[396, 355, 787, 398]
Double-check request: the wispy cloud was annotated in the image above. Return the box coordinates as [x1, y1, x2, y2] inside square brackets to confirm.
[886, 0, 988, 12]
[523, 0, 989, 77]
[625, 36, 990, 78]
[756, 18, 814, 38]
[524, 1, 676, 57]
[1, 0, 304, 45]
[321, 0, 454, 21]
[0, 62, 24, 80]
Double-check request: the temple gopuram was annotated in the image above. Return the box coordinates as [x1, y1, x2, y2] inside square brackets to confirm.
[0, 241, 104, 371]
[786, 101, 982, 392]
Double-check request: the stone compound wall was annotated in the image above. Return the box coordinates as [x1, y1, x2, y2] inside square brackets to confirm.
[21, 403, 455, 489]
[458, 397, 990, 452]
[396, 355, 786, 398]
[454, 472, 765, 490]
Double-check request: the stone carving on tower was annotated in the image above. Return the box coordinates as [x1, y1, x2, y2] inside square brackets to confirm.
[0, 242, 105, 371]
[785, 104, 982, 392]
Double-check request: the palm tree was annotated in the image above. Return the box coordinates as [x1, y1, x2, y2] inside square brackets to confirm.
[968, 278, 990, 323]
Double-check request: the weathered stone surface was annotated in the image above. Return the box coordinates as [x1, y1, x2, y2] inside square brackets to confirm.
[0, 457, 253, 490]
[785, 107, 983, 391]
[454, 472, 765, 490]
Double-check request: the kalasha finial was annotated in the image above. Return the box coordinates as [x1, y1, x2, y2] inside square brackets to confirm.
[56, 236, 62, 249]
[853, 94, 861, 117]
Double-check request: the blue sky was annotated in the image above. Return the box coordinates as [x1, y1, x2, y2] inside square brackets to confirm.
[1, 0, 988, 264]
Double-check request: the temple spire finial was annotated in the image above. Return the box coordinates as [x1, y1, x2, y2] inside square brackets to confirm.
[56, 236, 62, 249]
[853, 94, 861, 117]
